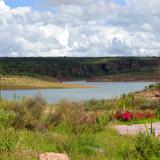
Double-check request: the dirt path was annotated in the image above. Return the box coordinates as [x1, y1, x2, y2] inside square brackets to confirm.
[114, 122, 160, 137]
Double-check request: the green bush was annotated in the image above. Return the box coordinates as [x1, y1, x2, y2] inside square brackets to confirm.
[93, 111, 113, 132]
[0, 128, 19, 153]
[116, 93, 135, 110]
[85, 99, 116, 111]
[0, 109, 15, 129]
[155, 105, 160, 119]
[135, 133, 160, 160]
[53, 132, 101, 157]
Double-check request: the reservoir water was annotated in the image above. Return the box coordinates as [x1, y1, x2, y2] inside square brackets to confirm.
[1, 81, 153, 103]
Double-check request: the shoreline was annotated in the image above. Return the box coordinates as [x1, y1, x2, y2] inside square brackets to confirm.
[0, 76, 92, 90]
[0, 73, 156, 91]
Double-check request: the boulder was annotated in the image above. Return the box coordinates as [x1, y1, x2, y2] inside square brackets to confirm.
[39, 153, 69, 160]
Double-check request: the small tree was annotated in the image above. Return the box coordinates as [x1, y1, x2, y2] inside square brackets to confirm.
[155, 56, 160, 119]
[0, 76, 2, 99]
[155, 57, 160, 100]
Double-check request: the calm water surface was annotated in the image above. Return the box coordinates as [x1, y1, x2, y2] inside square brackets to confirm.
[1, 82, 153, 103]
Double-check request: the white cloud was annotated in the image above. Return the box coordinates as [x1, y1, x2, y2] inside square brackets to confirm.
[0, 0, 160, 57]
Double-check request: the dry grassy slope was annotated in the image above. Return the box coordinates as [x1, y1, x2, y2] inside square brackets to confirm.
[0, 76, 90, 90]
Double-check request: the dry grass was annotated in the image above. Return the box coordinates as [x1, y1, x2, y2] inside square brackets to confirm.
[0, 76, 91, 90]
[135, 89, 160, 101]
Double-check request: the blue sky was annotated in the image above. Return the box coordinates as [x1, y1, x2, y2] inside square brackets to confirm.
[5, 0, 44, 8]
[5, 0, 126, 8]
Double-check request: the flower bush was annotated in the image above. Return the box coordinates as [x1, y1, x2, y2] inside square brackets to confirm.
[114, 111, 155, 121]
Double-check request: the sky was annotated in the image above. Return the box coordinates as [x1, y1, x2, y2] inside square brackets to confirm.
[0, 0, 160, 57]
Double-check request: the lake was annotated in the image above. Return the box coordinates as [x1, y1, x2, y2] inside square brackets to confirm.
[1, 81, 153, 103]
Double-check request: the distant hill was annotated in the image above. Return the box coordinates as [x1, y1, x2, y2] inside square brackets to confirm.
[0, 57, 159, 81]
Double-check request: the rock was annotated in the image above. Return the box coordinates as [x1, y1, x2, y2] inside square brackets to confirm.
[39, 153, 69, 160]
[114, 122, 160, 137]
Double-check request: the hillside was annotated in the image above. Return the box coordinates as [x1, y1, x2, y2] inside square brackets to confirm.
[0, 57, 159, 81]
[0, 76, 90, 90]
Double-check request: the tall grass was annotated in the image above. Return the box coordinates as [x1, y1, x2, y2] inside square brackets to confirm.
[0, 94, 159, 160]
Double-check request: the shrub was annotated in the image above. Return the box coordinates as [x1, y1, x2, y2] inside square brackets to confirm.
[85, 99, 115, 111]
[116, 93, 135, 110]
[46, 100, 88, 134]
[11, 95, 46, 131]
[0, 128, 19, 153]
[0, 109, 15, 129]
[114, 111, 155, 122]
[138, 100, 159, 110]
[53, 133, 75, 154]
[135, 133, 160, 160]
[47, 100, 112, 134]
[53, 132, 101, 157]
[122, 111, 133, 121]
[155, 104, 160, 119]
[95, 111, 114, 131]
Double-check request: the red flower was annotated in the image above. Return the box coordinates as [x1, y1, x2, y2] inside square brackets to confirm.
[114, 112, 121, 120]
[122, 111, 132, 121]
[114, 110, 155, 122]
[145, 111, 154, 118]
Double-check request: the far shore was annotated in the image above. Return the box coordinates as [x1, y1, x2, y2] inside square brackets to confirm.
[0, 75, 93, 90]
[0, 72, 156, 90]
[86, 72, 156, 82]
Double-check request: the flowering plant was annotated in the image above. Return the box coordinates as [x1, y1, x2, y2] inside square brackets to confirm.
[114, 111, 154, 121]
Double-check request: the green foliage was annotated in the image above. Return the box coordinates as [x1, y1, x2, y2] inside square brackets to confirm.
[155, 105, 160, 119]
[135, 133, 160, 160]
[94, 111, 114, 131]
[85, 99, 115, 111]
[20, 131, 57, 152]
[0, 109, 15, 129]
[0, 94, 159, 160]
[147, 84, 160, 90]
[0, 128, 19, 153]
[116, 93, 135, 110]
[0, 57, 157, 79]
[52, 130, 105, 159]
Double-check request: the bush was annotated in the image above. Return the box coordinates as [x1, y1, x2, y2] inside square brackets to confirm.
[135, 133, 160, 160]
[114, 110, 155, 122]
[116, 93, 135, 110]
[155, 105, 160, 119]
[11, 95, 46, 131]
[47, 100, 112, 134]
[0, 128, 19, 153]
[94, 111, 114, 131]
[139, 100, 159, 110]
[53, 132, 101, 157]
[0, 109, 15, 129]
[84, 99, 115, 111]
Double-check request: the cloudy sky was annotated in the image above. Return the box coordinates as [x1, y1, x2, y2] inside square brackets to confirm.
[0, 0, 160, 57]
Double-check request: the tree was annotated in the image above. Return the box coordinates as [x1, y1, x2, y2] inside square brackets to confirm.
[155, 55, 160, 106]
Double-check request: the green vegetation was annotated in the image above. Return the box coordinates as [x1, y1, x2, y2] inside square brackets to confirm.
[0, 57, 158, 81]
[0, 88, 159, 160]
[135, 133, 160, 160]
[89, 72, 156, 82]
[147, 84, 160, 90]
